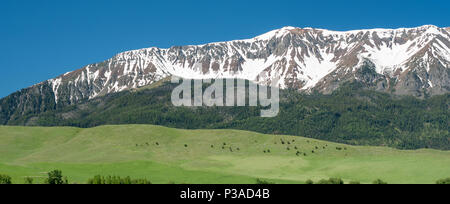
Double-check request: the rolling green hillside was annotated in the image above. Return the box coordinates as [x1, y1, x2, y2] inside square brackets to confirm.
[0, 125, 449, 184]
[4, 81, 449, 150]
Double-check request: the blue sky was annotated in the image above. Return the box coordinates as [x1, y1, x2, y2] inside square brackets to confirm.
[0, 0, 449, 97]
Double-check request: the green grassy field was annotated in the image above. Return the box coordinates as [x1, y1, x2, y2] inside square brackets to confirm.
[0, 125, 449, 184]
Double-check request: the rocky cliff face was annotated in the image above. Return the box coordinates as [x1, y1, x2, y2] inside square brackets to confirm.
[0, 81, 56, 124]
[1, 25, 450, 124]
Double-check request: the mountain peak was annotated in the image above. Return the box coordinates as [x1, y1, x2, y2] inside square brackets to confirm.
[418, 24, 439, 28]
[253, 26, 297, 41]
[246, 25, 447, 43]
[313, 25, 442, 33]
[280, 26, 298, 30]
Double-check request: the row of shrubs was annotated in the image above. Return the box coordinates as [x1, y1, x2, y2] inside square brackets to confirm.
[305, 178, 388, 184]
[87, 175, 152, 184]
[0, 170, 150, 184]
[257, 177, 450, 184]
[0, 170, 68, 184]
[1, 172, 449, 184]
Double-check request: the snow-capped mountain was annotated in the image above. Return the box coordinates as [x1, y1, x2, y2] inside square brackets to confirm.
[3, 25, 450, 111]
[43, 25, 450, 106]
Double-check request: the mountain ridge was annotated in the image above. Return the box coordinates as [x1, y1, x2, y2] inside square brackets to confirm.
[44, 25, 449, 104]
[1, 25, 449, 124]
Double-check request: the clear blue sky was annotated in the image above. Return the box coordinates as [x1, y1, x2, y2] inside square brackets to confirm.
[0, 0, 449, 97]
